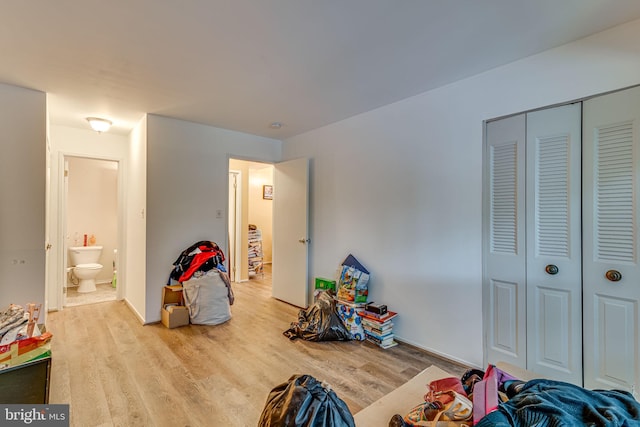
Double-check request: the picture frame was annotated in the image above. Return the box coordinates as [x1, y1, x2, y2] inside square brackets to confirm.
[263, 185, 273, 200]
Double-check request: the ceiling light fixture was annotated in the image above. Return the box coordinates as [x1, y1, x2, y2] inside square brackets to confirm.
[269, 122, 283, 129]
[86, 117, 113, 133]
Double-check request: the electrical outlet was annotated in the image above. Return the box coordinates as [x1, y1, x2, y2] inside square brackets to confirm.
[215, 209, 223, 219]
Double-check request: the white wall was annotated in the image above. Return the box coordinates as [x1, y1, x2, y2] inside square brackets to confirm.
[145, 115, 281, 323]
[66, 157, 118, 284]
[283, 18, 640, 367]
[0, 84, 46, 309]
[48, 125, 129, 310]
[125, 116, 147, 322]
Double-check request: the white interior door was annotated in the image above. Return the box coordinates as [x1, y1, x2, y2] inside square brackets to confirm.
[583, 86, 640, 395]
[526, 103, 582, 384]
[272, 158, 309, 308]
[483, 114, 527, 368]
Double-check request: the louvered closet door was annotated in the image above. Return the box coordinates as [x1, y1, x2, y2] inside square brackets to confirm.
[526, 104, 583, 385]
[483, 114, 527, 369]
[583, 86, 640, 395]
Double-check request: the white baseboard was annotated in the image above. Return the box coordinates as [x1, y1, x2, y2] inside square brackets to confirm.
[394, 336, 481, 370]
[123, 298, 147, 325]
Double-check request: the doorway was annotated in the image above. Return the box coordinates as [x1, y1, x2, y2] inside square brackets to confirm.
[62, 156, 120, 307]
[228, 159, 274, 286]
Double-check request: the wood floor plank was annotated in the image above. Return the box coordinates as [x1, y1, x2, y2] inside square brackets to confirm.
[47, 268, 469, 426]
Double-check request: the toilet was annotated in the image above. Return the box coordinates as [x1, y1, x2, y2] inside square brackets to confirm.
[69, 246, 103, 293]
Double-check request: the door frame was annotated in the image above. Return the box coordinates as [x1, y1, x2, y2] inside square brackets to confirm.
[53, 152, 125, 309]
[228, 170, 242, 282]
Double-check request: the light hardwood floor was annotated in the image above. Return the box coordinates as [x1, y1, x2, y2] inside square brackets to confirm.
[47, 268, 468, 426]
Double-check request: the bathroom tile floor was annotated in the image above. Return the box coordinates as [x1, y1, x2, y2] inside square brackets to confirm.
[65, 282, 116, 307]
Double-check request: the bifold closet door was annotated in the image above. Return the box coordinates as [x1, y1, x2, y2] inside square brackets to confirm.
[526, 104, 582, 385]
[583, 86, 640, 395]
[483, 114, 527, 369]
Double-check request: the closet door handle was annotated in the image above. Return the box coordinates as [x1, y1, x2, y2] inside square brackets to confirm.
[545, 264, 559, 275]
[605, 270, 622, 282]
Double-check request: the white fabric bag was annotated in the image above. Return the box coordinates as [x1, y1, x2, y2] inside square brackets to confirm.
[182, 270, 231, 325]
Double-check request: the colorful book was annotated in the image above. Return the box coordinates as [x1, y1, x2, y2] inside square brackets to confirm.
[364, 330, 393, 341]
[360, 311, 397, 324]
[380, 340, 398, 349]
[361, 318, 394, 330]
[366, 334, 395, 346]
[362, 323, 394, 335]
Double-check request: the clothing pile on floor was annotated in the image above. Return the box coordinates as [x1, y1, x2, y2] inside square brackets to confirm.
[476, 379, 640, 426]
[168, 241, 234, 325]
[388, 364, 640, 426]
[169, 240, 227, 283]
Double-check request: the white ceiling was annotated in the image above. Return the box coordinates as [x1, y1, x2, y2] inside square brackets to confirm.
[3, 1, 640, 139]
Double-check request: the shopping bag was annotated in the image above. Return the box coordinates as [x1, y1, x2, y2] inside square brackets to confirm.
[472, 364, 518, 424]
[336, 254, 370, 303]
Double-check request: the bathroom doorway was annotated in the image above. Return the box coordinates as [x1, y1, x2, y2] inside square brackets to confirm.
[63, 156, 119, 307]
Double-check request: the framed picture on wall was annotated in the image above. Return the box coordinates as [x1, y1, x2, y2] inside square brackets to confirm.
[263, 185, 273, 200]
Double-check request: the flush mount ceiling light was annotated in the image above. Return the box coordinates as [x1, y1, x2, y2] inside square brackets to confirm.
[269, 122, 283, 129]
[86, 117, 113, 133]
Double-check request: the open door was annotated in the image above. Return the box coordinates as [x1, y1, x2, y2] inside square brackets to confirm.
[272, 158, 309, 307]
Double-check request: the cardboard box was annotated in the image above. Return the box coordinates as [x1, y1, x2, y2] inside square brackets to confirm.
[161, 285, 189, 328]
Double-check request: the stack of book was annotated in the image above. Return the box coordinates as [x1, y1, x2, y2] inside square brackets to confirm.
[361, 309, 398, 349]
[248, 227, 263, 276]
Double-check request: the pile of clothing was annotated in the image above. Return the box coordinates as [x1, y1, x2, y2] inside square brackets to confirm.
[168, 241, 234, 325]
[389, 365, 640, 426]
[168, 240, 227, 283]
[475, 378, 640, 426]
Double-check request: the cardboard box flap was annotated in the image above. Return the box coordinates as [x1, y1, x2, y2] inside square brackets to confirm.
[162, 285, 184, 306]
